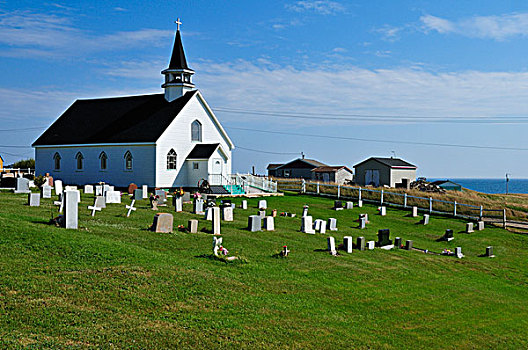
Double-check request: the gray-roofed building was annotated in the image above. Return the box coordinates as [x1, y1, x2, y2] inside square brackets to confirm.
[353, 157, 417, 188]
[311, 166, 354, 184]
[268, 158, 328, 179]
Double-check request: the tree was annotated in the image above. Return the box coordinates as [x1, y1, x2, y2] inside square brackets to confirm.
[11, 158, 35, 169]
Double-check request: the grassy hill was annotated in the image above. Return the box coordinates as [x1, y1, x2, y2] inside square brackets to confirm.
[0, 191, 527, 348]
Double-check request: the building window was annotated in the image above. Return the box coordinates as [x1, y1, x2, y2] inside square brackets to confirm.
[75, 152, 84, 170]
[193, 162, 199, 170]
[124, 151, 133, 170]
[191, 120, 202, 141]
[167, 149, 177, 170]
[53, 152, 61, 170]
[99, 152, 108, 170]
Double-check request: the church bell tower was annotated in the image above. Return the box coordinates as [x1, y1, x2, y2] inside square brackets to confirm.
[162, 19, 195, 102]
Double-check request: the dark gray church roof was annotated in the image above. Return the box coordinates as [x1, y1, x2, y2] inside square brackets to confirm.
[168, 30, 190, 70]
[32, 90, 198, 146]
[186, 144, 220, 159]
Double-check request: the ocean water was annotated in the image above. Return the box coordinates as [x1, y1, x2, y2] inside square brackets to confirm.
[430, 178, 528, 194]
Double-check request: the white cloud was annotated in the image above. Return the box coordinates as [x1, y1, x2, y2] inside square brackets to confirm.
[332, 47, 347, 53]
[286, 1, 346, 15]
[0, 10, 173, 58]
[420, 12, 528, 40]
[375, 25, 403, 41]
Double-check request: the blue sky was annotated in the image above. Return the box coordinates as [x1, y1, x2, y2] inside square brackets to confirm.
[2, 0, 528, 178]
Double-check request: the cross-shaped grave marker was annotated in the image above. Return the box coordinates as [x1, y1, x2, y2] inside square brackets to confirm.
[126, 200, 137, 217]
[87, 205, 101, 217]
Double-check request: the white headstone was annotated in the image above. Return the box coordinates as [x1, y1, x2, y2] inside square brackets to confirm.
[28, 193, 40, 207]
[241, 200, 248, 210]
[327, 236, 337, 255]
[248, 215, 261, 232]
[142, 185, 148, 199]
[204, 207, 213, 221]
[455, 247, 464, 259]
[302, 205, 309, 217]
[346, 202, 354, 210]
[412, 206, 418, 217]
[174, 196, 183, 212]
[343, 236, 353, 253]
[258, 199, 267, 209]
[367, 241, 375, 250]
[301, 216, 315, 234]
[222, 206, 233, 221]
[328, 218, 338, 231]
[423, 214, 430, 225]
[314, 219, 323, 231]
[466, 222, 474, 233]
[379, 206, 386, 216]
[319, 221, 327, 234]
[15, 178, 30, 194]
[95, 185, 103, 196]
[84, 185, 94, 194]
[54, 180, 63, 196]
[211, 207, 221, 235]
[359, 217, 366, 229]
[105, 190, 121, 204]
[477, 221, 485, 231]
[357, 200, 363, 207]
[65, 185, 77, 191]
[64, 190, 78, 229]
[42, 185, 52, 199]
[263, 216, 275, 231]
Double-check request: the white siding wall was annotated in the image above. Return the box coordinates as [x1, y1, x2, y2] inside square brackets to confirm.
[35, 144, 156, 187]
[155, 94, 232, 187]
[390, 169, 417, 187]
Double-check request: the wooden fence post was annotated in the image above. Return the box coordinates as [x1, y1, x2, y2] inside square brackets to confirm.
[359, 188, 362, 201]
[337, 185, 340, 198]
[480, 205, 483, 218]
[503, 209, 507, 229]
[381, 190, 384, 205]
[404, 193, 407, 208]
[317, 182, 320, 194]
[429, 197, 432, 213]
[454, 201, 457, 217]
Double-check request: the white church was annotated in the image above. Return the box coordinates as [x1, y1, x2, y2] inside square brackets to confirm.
[33, 23, 234, 189]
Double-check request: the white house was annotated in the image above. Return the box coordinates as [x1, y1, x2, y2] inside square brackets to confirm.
[353, 157, 417, 188]
[32, 26, 234, 189]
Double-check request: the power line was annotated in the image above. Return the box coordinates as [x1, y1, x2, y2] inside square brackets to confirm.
[0, 126, 47, 132]
[236, 146, 299, 155]
[0, 145, 32, 148]
[226, 126, 528, 152]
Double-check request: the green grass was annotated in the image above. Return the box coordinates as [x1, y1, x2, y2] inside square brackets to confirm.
[0, 191, 527, 349]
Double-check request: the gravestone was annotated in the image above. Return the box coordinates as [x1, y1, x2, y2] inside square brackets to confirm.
[359, 217, 366, 229]
[258, 210, 266, 218]
[466, 223, 474, 233]
[105, 190, 121, 204]
[356, 237, 365, 251]
[42, 185, 52, 199]
[222, 206, 233, 221]
[327, 236, 337, 255]
[485, 246, 494, 257]
[211, 207, 221, 235]
[343, 236, 353, 253]
[155, 190, 167, 204]
[443, 229, 454, 241]
[28, 193, 40, 207]
[394, 237, 402, 248]
[72, 190, 81, 203]
[281, 246, 290, 257]
[301, 216, 315, 234]
[272, 209, 277, 217]
[94, 196, 106, 208]
[477, 221, 485, 231]
[248, 215, 262, 232]
[126, 200, 137, 217]
[65, 185, 77, 191]
[54, 180, 63, 196]
[328, 218, 338, 231]
[455, 247, 464, 259]
[367, 241, 375, 250]
[133, 189, 143, 200]
[379, 206, 386, 216]
[334, 200, 343, 211]
[14, 178, 30, 194]
[204, 207, 213, 221]
[142, 185, 148, 199]
[412, 206, 418, 217]
[359, 213, 369, 223]
[213, 236, 224, 256]
[346, 202, 354, 210]
[95, 185, 103, 196]
[87, 203, 101, 216]
[128, 183, 138, 194]
[188, 219, 198, 233]
[64, 190, 78, 229]
[314, 219, 323, 231]
[258, 199, 267, 209]
[83, 185, 93, 194]
[241, 200, 248, 210]
[263, 216, 275, 231]
[377, 229, 393, 248]
[422, 214, 430, 225]
[174, 196, 183, 212]
[193, 198, 205, 214]
[357, 200, 363, 207]
[302, 205, 309, 217]
[182, 191, 191, 203]
[319, 221, 327, 234]
[405, 240, 413, 250]
[151, 213, 173, 233]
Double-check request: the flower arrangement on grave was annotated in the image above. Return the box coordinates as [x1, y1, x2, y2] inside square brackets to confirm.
[280, 245, 290, 257]
[218, 246, 229, 256]
[177, 224, 187, 232]
[193, 192, 202, 199]
[174, 187, 184, 198]
[442, 249, 454, 256]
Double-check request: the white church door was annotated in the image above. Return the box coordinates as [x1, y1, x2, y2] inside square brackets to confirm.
[365, 170, 380, 187]
[210, 158, 223, 185]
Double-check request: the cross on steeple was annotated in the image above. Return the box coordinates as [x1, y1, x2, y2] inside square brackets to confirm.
[175, 18, 182, 31]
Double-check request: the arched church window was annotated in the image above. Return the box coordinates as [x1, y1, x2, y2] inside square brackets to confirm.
[99, 152, 108, 170]
[166, 149, 177, 170]
[124, 151, 133, 170]
[53, 152, 61, 170]
[75, 152, 84, 170]
[191, 120, 202, 141]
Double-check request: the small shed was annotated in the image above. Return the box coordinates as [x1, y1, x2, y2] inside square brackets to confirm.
[354, 157, 417, 188]
[266, 163, 284, 177]
[311, 166, 354, 184]
[431, 180, 462, 191]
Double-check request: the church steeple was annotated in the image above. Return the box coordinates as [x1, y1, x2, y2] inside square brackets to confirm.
[162, 19, 195, 102]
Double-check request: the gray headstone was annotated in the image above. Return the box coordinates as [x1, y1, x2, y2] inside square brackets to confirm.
[151, 213, 173, 233]
[263, 216, 275, 231]
[188, 219, 198, 233]
[211, 207, 221, 235]
[193, 198, 204, 214]
[343, 236, 353, 253]
[327, 236, 336, 254]
[258, 199, 267, 209]
[94, 196, 106, 208]
[346, 202, 354, 209]
[359, 217, 366, 229]
[485, 246, 494, 257]
[394, 237, 402, 248]
[222, 206, 233, 221]
[95, 185, 103, 196]
[334, 200, 343, 211]
[174, 196, 183, 212]
[64, 190, 78, 229]
[357, 236, 365, 251]
[15, 178, 30, 194]
[477, 221, 485, 231]
[84, 185, 94, 194]
[423, 214, 430, 225]
[405, 240, 413, 250]
[444, 229, 454, 241]
[28, 193, 40, 206]
[466, 222, 474, 233]
[142, 185, 148, 199]
[105, 190, 121, 204]
[182, 191, 191, 203]
[328, 218, 338, 231]
[248, 215, 262, 232]
[301, 216, 315, 234]
[319, 221, 327, 234]
[377, 229, 392, 248]
[134, 189, 143, 200]
[54, 180, 63, 196]
[241, 200, 248, 210]
[155, 190, 167, 203]
[42, 185, 52, 199]
[412, 206, 418, 217]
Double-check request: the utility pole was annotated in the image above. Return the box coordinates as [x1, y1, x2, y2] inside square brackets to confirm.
[301, 152, 305, 159]
[505, 173, 511, 194]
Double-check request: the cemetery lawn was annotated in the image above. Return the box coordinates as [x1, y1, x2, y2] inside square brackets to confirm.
[1, 191, 528, 349]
